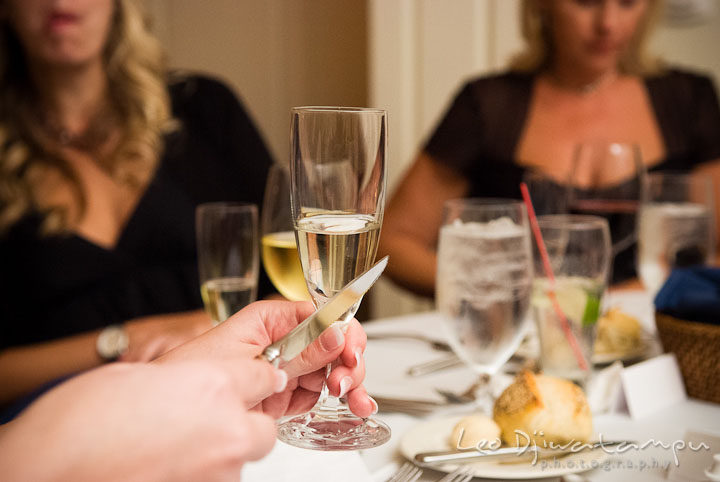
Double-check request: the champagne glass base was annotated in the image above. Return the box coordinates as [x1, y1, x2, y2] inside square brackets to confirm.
[277, 407, 391, 451]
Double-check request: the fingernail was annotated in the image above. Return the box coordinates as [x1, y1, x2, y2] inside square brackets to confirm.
[354, 348, 362, 368]
[368, 395, 378, 415]
[339, 376, 353, 398]
[319, 325, 344, 352]
[274, 369, 288, 393]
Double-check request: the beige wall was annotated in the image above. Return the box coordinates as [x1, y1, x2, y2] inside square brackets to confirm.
[145, 0, 367, 166]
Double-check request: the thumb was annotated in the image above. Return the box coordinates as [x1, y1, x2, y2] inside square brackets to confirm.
[283, 324, 345, 379]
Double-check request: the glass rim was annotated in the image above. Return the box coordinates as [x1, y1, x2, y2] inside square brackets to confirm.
[292, 106, 386, 114]
[196, 202, 258, 213]
[537, 214, 609, 230]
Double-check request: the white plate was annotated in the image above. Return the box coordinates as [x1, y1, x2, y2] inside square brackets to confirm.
[400, 416, 609, 480]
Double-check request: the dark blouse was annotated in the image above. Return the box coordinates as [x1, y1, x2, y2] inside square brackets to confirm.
[0, 75, 274, 349]
[424, 68, 720, 281]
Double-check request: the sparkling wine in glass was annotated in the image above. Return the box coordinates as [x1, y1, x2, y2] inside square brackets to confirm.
[196, 202, 259, 325]
[436, 199, 533, 403]
[261, 164, 310, 301]
[568, 141, 646, 283]
[278, 106, 390, 450]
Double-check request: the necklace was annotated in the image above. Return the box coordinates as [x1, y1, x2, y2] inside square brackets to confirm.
[38, 101, 119, 154]
[549, 70, 619, 95]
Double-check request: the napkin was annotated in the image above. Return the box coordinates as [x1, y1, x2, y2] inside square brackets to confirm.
[654, 267, 720, 325]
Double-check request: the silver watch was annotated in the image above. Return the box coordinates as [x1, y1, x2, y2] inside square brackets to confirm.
[96, 325, 129, 361]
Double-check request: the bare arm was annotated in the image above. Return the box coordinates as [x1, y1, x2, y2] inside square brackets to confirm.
[0, 309, 212, 407]
[378, 152, 469, 297]
[693, 158, 720, 255]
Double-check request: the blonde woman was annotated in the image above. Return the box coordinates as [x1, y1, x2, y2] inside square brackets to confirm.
[0, 0, 274, 410]
[379, 0, 720, 296]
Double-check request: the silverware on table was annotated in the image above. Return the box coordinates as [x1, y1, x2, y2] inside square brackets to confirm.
[366, 332, 452, 352]
[386, 462, 423, 482]
[414, 440, 633, 466]
[258, 256, 387, 367]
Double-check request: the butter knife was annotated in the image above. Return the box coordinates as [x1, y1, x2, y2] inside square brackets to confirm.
[258, 256, 388, 368]
[415, 440, 632, 465]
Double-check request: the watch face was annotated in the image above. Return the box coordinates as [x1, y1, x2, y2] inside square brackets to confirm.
[97, 325, 129, 360]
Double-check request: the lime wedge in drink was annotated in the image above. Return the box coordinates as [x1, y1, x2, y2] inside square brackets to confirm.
[552, 283, 601, 327]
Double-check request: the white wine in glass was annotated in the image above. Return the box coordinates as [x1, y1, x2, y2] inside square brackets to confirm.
[196, 202, 259, 325]
[279, 106, 390, 450]
[261, 164, 309, 301]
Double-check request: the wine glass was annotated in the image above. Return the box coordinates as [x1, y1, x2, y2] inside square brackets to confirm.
[436, 199, 533, 404]
[567, 141, 647, 283]
[278, 106, 389, 450]
[261, 164, 310, 301]
[195, 202, 259, 325]
[637, 172, 715, 296]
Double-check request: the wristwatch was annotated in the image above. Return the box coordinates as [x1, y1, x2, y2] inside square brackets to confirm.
[96, 325, 129, 361]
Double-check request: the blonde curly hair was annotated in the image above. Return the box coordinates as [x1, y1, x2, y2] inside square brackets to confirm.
[0, 0, 171, 233]
[509, 0, 665, 76]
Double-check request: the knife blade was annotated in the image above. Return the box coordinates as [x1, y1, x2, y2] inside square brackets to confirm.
[414, 440, 632, 466]
[258, 256, 388, 368]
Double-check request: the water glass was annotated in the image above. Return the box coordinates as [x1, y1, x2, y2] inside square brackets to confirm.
[436, 199, 533, 377]
[196, 203, 259, 325]
[531, 215, 611, 383]
[637, 172, 715, 296]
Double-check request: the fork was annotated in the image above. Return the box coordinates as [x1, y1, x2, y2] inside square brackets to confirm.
[436, 466, 474, 482]
[386, 462, 423, 482]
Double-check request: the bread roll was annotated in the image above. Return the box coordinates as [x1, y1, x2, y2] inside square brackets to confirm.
[493, 371, 592, 447]
[594, 308, 642, 355]
[449, 414, 501, 449]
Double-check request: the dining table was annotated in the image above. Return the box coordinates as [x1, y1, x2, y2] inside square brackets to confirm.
[243, 288, 720, 482]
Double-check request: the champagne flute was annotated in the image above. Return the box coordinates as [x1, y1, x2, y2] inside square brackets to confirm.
[261, 164, 310, 301]
[278, 106, 389, 450]
[436, 199, 533, 405]
[567, 141, 647, 283]
[196, 202, 259, 325]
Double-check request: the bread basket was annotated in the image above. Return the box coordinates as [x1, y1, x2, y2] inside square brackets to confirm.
[655, 312, 720, 403]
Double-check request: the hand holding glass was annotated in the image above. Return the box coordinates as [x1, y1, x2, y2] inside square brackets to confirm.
[280, 106, 389, 450]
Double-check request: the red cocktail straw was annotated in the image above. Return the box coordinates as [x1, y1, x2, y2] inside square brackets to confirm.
[520, 182, 589, 372]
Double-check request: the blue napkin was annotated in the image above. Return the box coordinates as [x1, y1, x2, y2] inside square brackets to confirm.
[654, 267, 720, 325]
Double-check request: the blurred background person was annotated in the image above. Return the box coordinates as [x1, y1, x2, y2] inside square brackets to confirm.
[0, 0, 275, 411]
[378, 0, 720, 297]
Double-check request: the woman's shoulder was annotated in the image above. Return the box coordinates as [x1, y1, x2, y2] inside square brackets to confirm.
[167, 71, 244, 113]
[453, 70, 535, 105]
[646, 67, 718, 96]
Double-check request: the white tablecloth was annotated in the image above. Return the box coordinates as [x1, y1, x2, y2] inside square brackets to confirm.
[245, 290, 720, 482]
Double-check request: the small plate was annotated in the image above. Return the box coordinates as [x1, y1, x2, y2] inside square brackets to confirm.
[400, 416, 609, 480]
[592, 331, 655, 366]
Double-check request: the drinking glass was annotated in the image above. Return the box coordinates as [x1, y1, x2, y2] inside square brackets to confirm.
[279, 106, 389, 450]
[196, 203, 259, 325]
[637, 172, 715, 296]
[436, 199, 533, 392]
[567, 141, 646, 282]
[261, 164, 310, 301]
[522, 168, 568, 216]
[531, 215, 611, 384]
